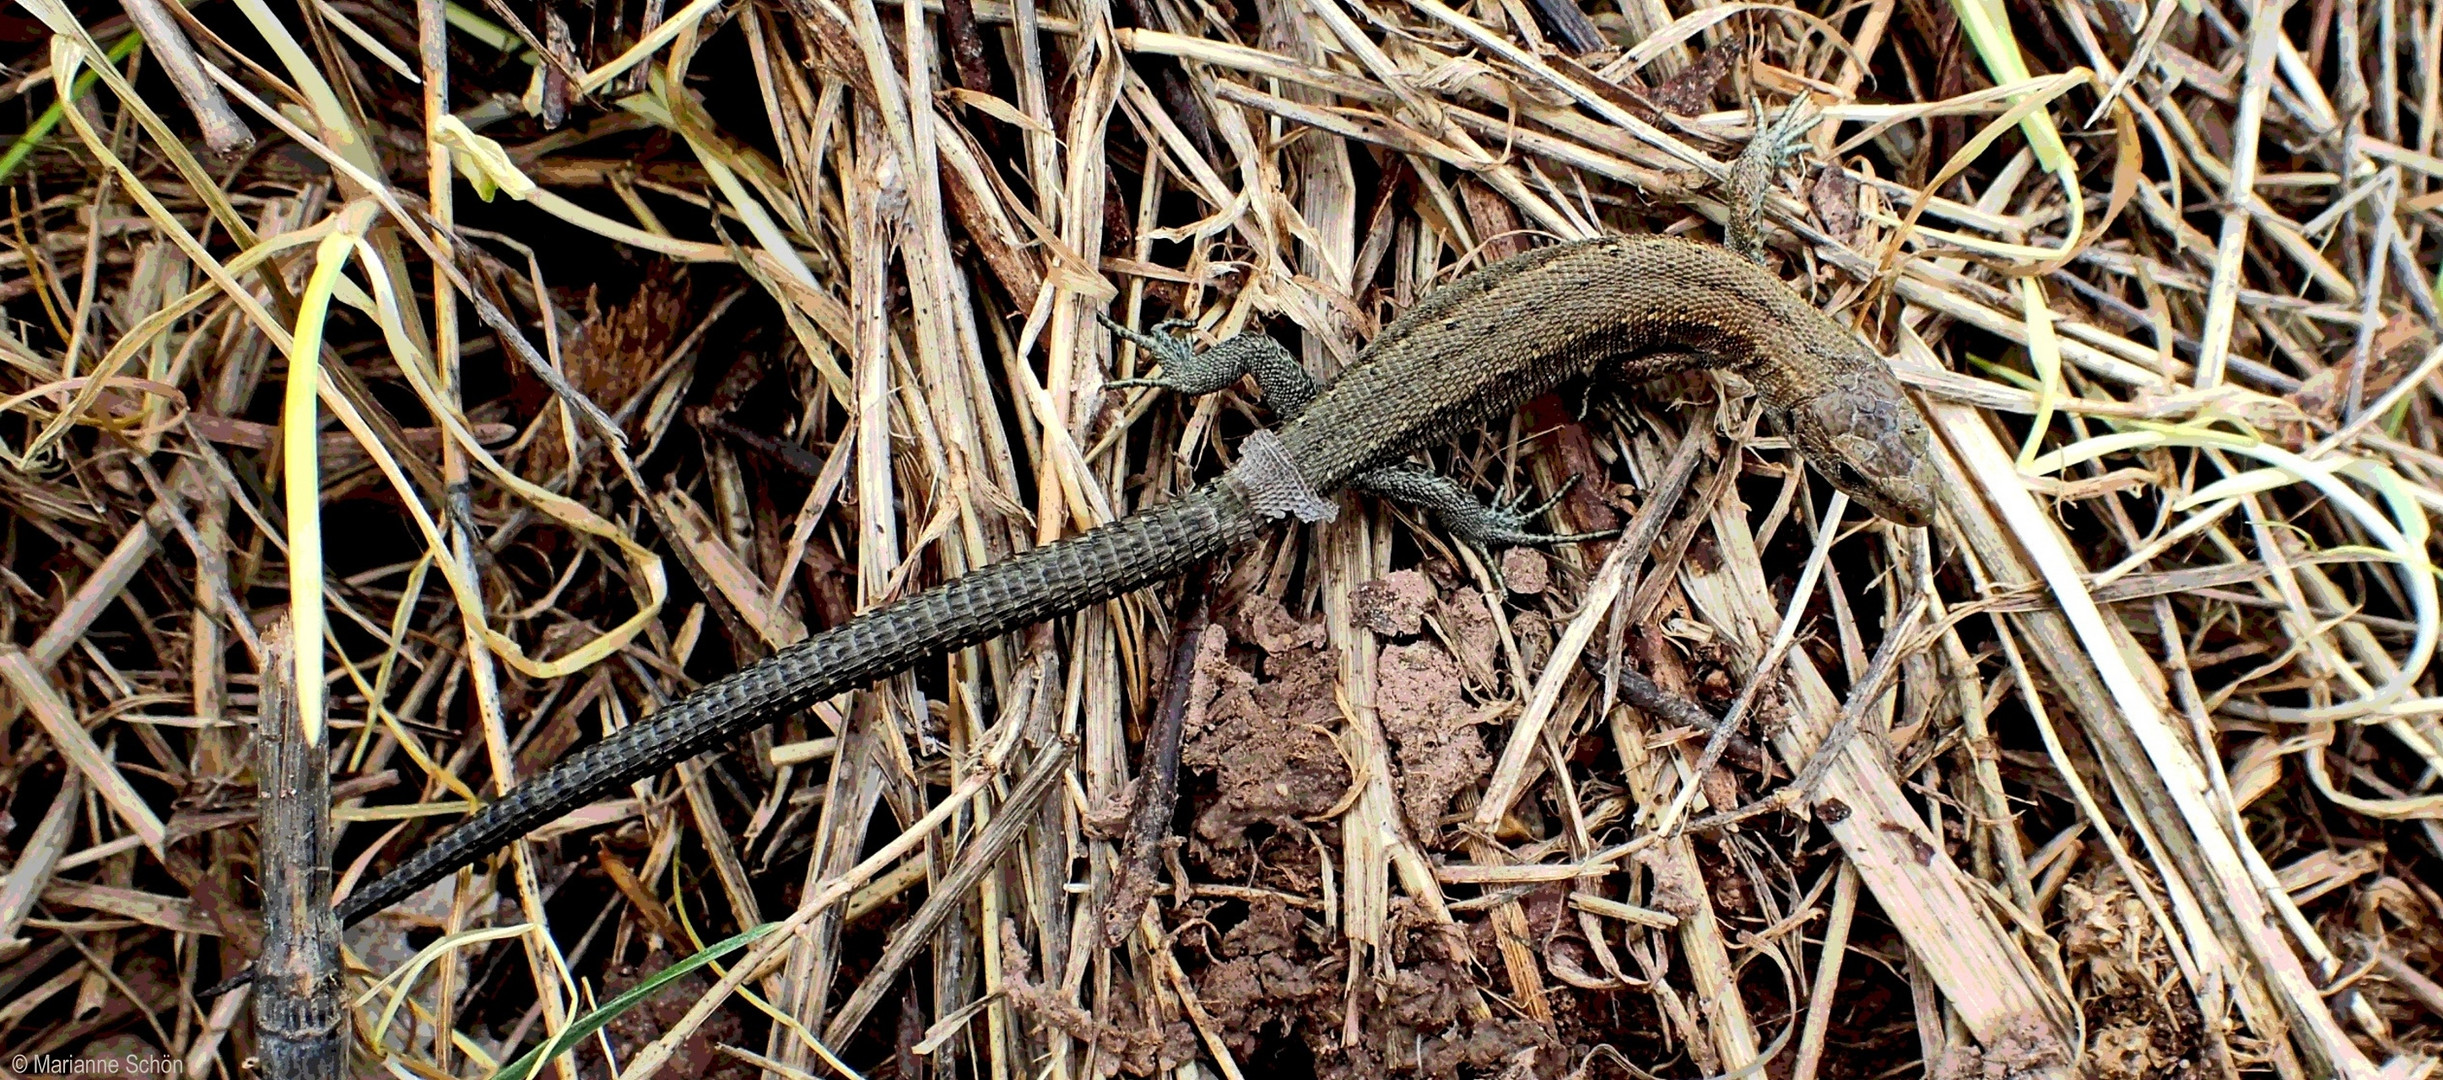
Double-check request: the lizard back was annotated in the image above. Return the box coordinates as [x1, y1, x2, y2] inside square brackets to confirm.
[1281, 235, 1908, 498]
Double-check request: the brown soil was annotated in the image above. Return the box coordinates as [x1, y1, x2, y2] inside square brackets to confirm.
[1375, 640, 1497, 842]
[1184, 594, 1352, 878]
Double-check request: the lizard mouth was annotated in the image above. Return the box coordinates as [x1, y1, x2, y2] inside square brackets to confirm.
[1825, 460, 1933, 528]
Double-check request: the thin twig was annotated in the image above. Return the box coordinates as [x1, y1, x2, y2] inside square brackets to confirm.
[1100, 559, 1216, 947]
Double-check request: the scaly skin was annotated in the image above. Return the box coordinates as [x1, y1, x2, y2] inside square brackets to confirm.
[335, 235, 1936, 927]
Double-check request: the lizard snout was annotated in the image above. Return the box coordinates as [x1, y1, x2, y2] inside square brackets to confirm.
[1787, 380, 1938, 528]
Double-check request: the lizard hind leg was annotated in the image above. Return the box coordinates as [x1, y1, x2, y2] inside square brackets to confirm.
[1357, 463, 1619, 553]
[1095, 311, 1320, 417]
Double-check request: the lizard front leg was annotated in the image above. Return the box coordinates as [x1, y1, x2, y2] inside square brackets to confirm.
[1725, 103, 1820, 265]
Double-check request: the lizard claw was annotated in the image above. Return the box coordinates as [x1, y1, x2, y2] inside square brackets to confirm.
[1096, 311, 1196, 366]
[1097, 311, 1245, 398]
[1455, 475, 1621, 550]
[1749, 100, 1820, 171]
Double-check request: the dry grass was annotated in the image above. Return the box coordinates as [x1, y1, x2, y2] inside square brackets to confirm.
[0, 0, 2440, 1075]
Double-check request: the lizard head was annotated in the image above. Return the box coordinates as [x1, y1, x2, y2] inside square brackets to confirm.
[1779, 371, 1938, 528]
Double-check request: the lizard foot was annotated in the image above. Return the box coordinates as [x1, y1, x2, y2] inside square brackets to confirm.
[1446, 475, 1620, 551]
[1097, 312, 1237, 396]
[1745, 100, 1821, 173]
[1465, 474, 1622, 547]
[1357, 465, 1619, 553]
[1446, 477, 1618, 595]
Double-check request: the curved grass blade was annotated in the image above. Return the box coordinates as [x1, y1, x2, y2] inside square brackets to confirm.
[488, 922, 780, 1080]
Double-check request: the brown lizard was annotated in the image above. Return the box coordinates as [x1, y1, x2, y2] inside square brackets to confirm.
[326, 131, 1937, 930]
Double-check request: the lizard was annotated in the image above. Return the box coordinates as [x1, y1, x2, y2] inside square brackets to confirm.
[326, 127, 1939, 931]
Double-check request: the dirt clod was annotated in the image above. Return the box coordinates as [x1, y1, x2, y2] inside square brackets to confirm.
[1354, 569, 1437, 636]
[1186, 607, 1350, 872]
[1439, 588, 1504, 685]
[1500, 548, 1550, 594]
[1375, 641, 1496, 842]
[1931, 1014, 2074, 1080]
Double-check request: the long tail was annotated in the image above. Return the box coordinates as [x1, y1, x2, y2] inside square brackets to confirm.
[339, 483, 1259, 925]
